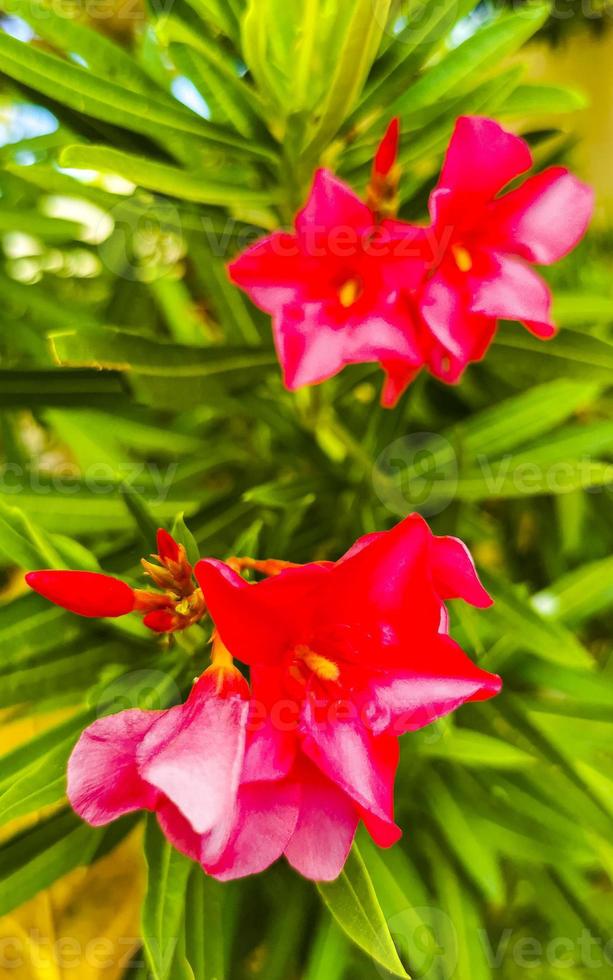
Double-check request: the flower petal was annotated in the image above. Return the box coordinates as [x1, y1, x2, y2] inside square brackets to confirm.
[137, 673, 249, 842]
[195, 559, 327, 667]
[487, 167, 594, 264]
[420, 266, 479, 360]
[67, 710, 161, 825]
[431, 535, 492, 608]
[228, 231, 306, 314]
[470, 252, 556, 337]
[206, 780, 300, 881]
[437, 116, 532, 205]
[362, 635, 502, 736]
[26, 570, 135, 618]
[380, 359, 422, 407]
[301, 696, 399, 837]
[296, 169, 374, 240]
[317, 513, 442, 655]
[284, 761, 358, 881]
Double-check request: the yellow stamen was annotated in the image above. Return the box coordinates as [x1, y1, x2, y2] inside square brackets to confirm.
[296, 644, 340, 682]
[339, 277, 361, 308]
[452, 244, 472, 272]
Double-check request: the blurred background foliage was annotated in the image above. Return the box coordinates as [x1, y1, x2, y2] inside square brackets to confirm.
[0, 0, 612, 977]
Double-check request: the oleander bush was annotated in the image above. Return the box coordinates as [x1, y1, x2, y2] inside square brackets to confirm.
[0, 1, 612, 978]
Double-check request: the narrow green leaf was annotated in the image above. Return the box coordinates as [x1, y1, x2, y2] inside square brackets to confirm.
[317, 843, 409, 978]
[60, 145, 275, 208]
[142, 815, 195, 980]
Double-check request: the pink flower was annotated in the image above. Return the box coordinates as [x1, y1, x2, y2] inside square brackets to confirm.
[196, 514, 501, 880]
[228, 125, 424, 401]
[385, 115, 594, 400]
[67, 664, 251, 870]
[26, 528, 207, 633]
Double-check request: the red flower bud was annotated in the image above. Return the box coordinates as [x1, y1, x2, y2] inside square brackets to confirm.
[156, 528, 181, 564]
[26, 570, 135, 618]
[143, 609, 179, 633]
[373, 117, 399, 177]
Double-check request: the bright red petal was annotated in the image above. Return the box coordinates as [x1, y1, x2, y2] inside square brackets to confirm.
[228, 231, 306, 314]
[296, 169, 374, 240]
[26, 570, 135, 618]
[301, 695, 400, 837]
[431, 535, 492, 608]
[437, 116, 532, 206]
[316, 513, 442, 657]
[362, 634, 502, 736]
[195, 559, 327, 666]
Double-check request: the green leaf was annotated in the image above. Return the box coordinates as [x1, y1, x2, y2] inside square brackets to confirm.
[303, 0, 392, 158]
[0, 811, 105, 915]
[0, 500, 67, 570]
[142, 815, 195, 980]
[60, 145, 276, 208]
[389, 5, 551, 117]
[491, 325, 613, 383]
[417, 729, 536, 769]
[483, 572, 594, 670]
[317, 843, 409, 978]
[183, 870, 226, 980]
[427, 770, 504, 903]
[0, 369, 129, 408]
[532, 555, 613, 627]
[500, 82, 588, 116]
[50, 329, 276, 378]
[171, 513, 201, 566]
[0, 32, 272, 161]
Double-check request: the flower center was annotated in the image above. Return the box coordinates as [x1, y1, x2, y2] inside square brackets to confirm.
[452, 243, 472, 273]
[338, 276, 363, 308]
[295, 644, 340, 682]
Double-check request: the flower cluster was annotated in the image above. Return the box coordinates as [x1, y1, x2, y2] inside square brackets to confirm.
[229, 115, 593, 406]
[27, 515, 501, 882]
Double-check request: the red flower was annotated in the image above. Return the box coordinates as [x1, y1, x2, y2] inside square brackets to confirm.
[385, 115, 594, 400]
[196, 514, 501, 880]
[228, 125, 424, 401]
[26, 528, 207, 633]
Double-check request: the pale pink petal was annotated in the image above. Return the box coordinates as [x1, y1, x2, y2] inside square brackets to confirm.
[284, 763, 358, 881]
[67, 710, 161, 826]
[361, 635, 502, 736]
[431, 535, 492, 608]
[137, 674, 249, 839]
[470, 252, 556, 337]
[206, 781, 300, 881]
[486, 167, 594, 264]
